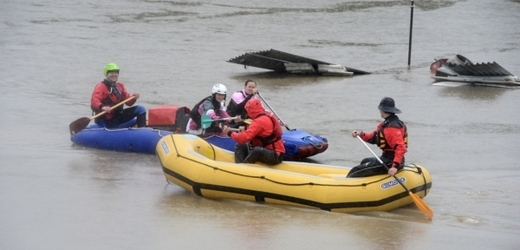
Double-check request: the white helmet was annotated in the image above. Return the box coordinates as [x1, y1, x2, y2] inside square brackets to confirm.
[212, 83, 227, 95]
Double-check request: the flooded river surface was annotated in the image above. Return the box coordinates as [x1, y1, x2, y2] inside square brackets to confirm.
[1, 0, 519, 249]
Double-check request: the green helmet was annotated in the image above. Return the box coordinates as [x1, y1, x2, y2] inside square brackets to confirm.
[103, 63, 120, 76]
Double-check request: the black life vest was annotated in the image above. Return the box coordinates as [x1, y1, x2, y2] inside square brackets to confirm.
[189, 96, 222, 129]
[227, 91, 255, 119]
[371, 115, 408, 151]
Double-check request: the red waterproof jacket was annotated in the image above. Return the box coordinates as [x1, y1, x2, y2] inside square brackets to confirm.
[90, 80, 136, 120]
[360, 115, 408, 165]
[230, 99, 285, 155]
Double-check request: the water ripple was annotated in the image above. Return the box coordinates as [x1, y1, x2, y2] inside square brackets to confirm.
[455, 215, 488, 225]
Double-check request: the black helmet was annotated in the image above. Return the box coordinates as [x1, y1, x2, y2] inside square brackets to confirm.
[378, 97, 401, 114]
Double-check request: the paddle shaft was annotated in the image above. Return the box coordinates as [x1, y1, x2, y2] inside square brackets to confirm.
[202, 115, 238, 122]
[257, 93, 290, 130]
[200, 114, 238, 129]
[92, 96, 136, 119]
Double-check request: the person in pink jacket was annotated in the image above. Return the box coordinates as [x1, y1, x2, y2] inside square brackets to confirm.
[227, 79, 258, 120]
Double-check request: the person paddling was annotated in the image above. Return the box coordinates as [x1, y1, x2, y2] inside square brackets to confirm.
[347, 97, 408, 177]
[90, 63, 146, 128]
[186, 83, 241, 136]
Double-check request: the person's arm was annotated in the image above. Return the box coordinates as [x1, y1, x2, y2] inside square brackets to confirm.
[228, 120, 262, 144]
[117, 82, 137, 106]
[363, 123, 384, 144]
[202, 100, 219, 120]
[236, 94, 255, 111]
[352, 124, 380, 143]
[218, 101, 230, 119]
[91, 83, 106, 111]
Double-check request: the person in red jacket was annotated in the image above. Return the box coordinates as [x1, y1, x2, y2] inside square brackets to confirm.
[348, 97, 408, 177]
[91, 63, 146, 128]
[222, 98, 285, 165]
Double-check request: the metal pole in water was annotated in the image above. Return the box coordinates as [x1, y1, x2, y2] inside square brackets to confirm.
[407, 0, 415, 66]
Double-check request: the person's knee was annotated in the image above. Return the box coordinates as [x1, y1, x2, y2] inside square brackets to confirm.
[248, 147, 263, 158]
[135, 105, 146, 115]
[346, 165, 361, 177]
[242, 147, 262, 163]
[360, 157, 371, 164]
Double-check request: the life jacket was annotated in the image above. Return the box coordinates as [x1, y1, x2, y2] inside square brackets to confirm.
[372, 115, 408, 151]
[92, 80, 124, 120]
[189, 96, 222, 130]
[253, 113, 283, 149]
[227, 90, 255, 119]
[227, 91, 245, 117]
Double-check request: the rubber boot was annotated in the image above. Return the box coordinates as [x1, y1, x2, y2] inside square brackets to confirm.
[136, 113, 147, 127]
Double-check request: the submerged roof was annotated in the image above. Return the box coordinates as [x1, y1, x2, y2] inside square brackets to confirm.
[227, 49, 370, 76]
[430, 54, 519, 87]
[439, 60, 514, 77]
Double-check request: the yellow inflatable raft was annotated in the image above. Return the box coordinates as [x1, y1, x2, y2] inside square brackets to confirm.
[156, 134, 432, 214]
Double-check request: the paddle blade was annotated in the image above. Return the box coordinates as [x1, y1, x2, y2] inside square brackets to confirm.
[200, 115, 214, 129]
[69, 117, 91, 135]
[409, 191, 434, 220]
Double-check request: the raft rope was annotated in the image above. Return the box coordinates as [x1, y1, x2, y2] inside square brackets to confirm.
[169, 153, 390, 188]
[162, 136, 430, 192]
[410, 163, 429, 197]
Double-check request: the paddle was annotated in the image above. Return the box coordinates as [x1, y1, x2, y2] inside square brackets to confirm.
[356, 135, 434, 220]
[69, 96, 136, 135]
[257, 93, 291, 130]
[200, 114, 239, 130]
